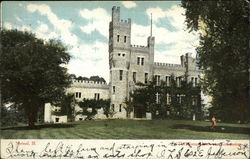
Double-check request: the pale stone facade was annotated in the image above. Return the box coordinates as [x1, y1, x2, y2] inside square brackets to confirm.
[109, 6, 200, 119]
[44, 6, 200, 122]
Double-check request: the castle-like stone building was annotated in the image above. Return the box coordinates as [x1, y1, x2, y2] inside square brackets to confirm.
[44, 6, 200, 123]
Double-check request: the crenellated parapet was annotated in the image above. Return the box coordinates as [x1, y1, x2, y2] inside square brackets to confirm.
[154, 62, 185, 71]
[131, 44, 149, 53]
[71, 79, 109, 89]
[120, 19, 131, 24]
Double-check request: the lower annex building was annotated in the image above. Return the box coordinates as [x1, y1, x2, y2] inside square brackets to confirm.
[44, 6, 201, 123]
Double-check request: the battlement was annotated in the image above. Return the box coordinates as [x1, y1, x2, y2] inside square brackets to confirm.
[112, 6, 120, 11]
[120, 19, 131, 24]
[131, 44, 149, 53]
[131, 44, 148, 48]
[72, 79, 106, 85]
[70, 79, 109, 89]
[154, 62, 185, 71]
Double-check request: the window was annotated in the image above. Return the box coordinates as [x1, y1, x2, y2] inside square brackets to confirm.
[141, 58, 144, 65]
[94, 93, 100, 100]
[166, 76, 170, 86]
[137, 57, 140, 65]
[155, 75, 160, 86]
[177, 94, 181, 104]
[118, 53, 121, 56]
[176, 77, 181, 87]
[113, 86, 115, 94]
[195, 78, 198, 86]
[119, 104, 122, 112]
[75, 92, 81, 98]
[166, 93, 170, 104]
[191, 77, 194, 87]
[124, 36, 126, 43]
[112, 104, 115, 111]
[167, 94, 171, 104]
[119, 70, 123, 80]
[192, 97, 196, 105]
[122, 54, 125, 57]
[145, 73, 148, 84]
[117, 35, 120, 42]
[156, 92, 160, 104]
[133, 72, 136, 83]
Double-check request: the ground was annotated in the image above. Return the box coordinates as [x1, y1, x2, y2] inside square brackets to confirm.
[1, 119, 249, 139]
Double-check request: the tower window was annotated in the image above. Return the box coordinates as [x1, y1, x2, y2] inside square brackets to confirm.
[75, 92, 81, 98]
[113, 86, 115, 94]
[141, 58, 144, 65]
[118, 53, 121, 56]
[94, 93, 100, 100]
[117, 35, 120, 42]
[145, 73, 148, 84]
[119, 70, 123, 80]
[122, 54, 125, 57]
[124, 36, 126, 43]
[119, 104, 122, 112]
[137, 57, 140, 65]
[133, 72, 136, 83]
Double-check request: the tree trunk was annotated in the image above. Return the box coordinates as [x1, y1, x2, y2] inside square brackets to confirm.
[28, 111, 37, 128]
[24, 102, 39, 128]
[239, 89, 246, 124]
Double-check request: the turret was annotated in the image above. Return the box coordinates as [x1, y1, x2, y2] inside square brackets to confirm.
[109, 6, 132, 118]
[112, 6, 120, 22]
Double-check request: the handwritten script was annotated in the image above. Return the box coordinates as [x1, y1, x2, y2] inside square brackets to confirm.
[1, 139, 249, 159]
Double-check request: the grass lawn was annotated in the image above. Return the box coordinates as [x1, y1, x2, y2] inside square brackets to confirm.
[1, 119, 249, 139]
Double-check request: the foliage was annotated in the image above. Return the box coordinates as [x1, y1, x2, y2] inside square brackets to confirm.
[69, 74, 106, 83]
[1, 104, 27, 126]
[0, 29, 71, 127]
[52, 93, 75, 122]
[78, 98, 110, 119]
[181, 0, 249, 123]
[130, 75, 203, 120]
[123, 96, 134, 118]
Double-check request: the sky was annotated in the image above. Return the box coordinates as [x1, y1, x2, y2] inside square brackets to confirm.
[2, 1, 199, 82]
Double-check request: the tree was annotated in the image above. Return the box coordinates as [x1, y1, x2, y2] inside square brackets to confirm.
[53, 93, 75, 122]
[1, 29, 71, 127]
[123, 96, 134, 118]
[78, 98, 110, 119]
[182, 0, 250, 123]
[130, 75, 203, 120]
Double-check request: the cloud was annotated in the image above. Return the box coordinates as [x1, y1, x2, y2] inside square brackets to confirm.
[3, 22, 13, 30]
[67, 41, 109, 81]
[130, 5, 199, 64]
[37, 23, 48, 33]
[27, 4, 78, 47]
[15, 16, 23, 23]
[79, 8, 110, 38]
[146, 5, 185, 30]
[121, 1, 137, 8]
[146, 7, 166, 22]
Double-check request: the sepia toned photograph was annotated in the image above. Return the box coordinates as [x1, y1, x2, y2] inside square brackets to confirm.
[0, 1, 249, 159]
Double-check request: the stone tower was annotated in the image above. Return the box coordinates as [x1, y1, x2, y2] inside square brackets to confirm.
[109, 6, 131, 118]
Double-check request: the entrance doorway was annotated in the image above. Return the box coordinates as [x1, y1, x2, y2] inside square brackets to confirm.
[134, 104, 146, 118]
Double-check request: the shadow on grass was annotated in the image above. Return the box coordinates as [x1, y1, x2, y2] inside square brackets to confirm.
[171, 124, 250, 135]
[1, 123, 77, 130]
